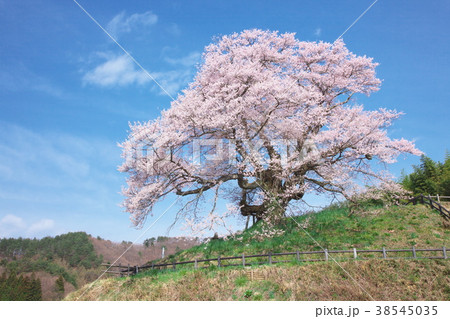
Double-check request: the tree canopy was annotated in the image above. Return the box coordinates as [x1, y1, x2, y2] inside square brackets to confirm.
[0, 272, 42, 301]
[401, 153, 450, 196]
[119, 29, 420, 233]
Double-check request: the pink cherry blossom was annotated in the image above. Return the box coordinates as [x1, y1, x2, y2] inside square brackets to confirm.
[119, 29, 421, 229]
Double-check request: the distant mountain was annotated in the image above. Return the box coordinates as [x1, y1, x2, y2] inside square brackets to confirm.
[0, 232, 200, 300]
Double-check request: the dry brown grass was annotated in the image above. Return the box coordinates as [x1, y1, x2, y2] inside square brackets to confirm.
[67, 259, 450, 301]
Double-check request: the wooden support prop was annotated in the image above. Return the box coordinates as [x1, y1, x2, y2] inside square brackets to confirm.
[296, 250, 300, 262]
[242, 254, 245, 267]
[218, 256, 221, 268]
[382, 247, 387, 259]
[353, 248, 357, 259]
[412, 247, 416, 259]
[324, 249, 329, 261]
[443, 247, 447, 259]
[268, 252, 272, 265]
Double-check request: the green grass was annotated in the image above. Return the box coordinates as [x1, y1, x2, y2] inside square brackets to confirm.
[153, 204, 449, 265]
[234, 276, 248, 287]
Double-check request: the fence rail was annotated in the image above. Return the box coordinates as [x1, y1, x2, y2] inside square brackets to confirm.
[405, 194, 450, 220]
[428, 195, 450, 202]
[102, 246, 448, 276]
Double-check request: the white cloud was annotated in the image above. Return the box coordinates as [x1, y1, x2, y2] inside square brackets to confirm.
[27, 219, 55, 235]
[0, 214, 56, 238]
[83, 51, 201, 94]
[1, 214, 26, 229]
[107, 11, 158, 38]
[83, 54, 149, 87]
[314, 28, 322, 37]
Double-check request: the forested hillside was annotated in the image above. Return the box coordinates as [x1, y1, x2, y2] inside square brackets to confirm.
[0, 232, 199, 300]
[0, 272, 42, 301]
[0, 232, 102, 300]
[0, 232, 102, 268]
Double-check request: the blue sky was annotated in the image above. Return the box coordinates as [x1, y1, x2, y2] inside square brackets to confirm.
[0, 0, 448, 242]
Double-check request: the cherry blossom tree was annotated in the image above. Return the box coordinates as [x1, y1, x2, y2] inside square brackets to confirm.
[119, 29, 421, 231]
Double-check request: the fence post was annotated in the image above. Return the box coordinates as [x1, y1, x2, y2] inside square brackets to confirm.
[127, 264, 130, 276]
[172, 261, 176, 270]
[412, 246, 416, 259]
[242, 253, 245, 267]
[443, 247, 447, 259]
[152, 262, 154, 270]
[353, 248, 357, 259]
[268, 252, 272, 265]
[296, 250, 300, 262]
[135, 265, 138, 274]
[218, 255, 221, 268]
[382, 247, 387, 259]
[195, 259, 198, 269]
[324, 249, 329, 261]
[437, 194, 440, 203]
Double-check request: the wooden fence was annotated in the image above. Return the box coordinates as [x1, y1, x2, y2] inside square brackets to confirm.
[428, 195, 450, 203]
[103, 246, 448, 276]
[405, 194, 450, 220]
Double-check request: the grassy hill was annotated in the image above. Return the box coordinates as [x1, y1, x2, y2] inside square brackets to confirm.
[67, 204, 449, 301]
[151, 203, 449, 263]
